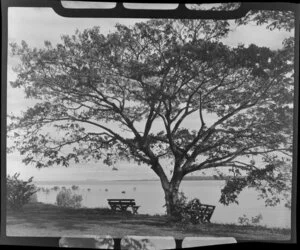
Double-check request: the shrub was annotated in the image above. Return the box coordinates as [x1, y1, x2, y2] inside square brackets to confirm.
[171, 192, 206, 225]
[56, 188, 83, 208]
[7, 173, 37, 210]
[172, 191, 188, 219]
[251, 213, 263, 224]
[184, 198, 205, 224]
[238, 214, 263, 226]
[28, 192, 38, 203]
[71, 185, 79, 191]
[238, 214, 250, 225]
[52, 186, 60, 191]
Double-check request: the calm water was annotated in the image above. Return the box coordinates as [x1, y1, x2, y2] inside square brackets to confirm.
[36, 180, 291, 228]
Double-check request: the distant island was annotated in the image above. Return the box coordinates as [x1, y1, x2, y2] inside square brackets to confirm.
[183, 175, 230, 181]
[34, 179, 158, 185]
[34, 176, 230, 185]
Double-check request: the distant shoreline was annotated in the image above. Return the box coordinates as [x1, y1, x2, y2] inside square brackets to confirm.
[34, 177, 228, 185]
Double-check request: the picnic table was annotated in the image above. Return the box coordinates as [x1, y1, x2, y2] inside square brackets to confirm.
[107, 199, 140, 214]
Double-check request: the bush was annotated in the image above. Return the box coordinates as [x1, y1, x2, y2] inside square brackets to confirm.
[172, 192, 205, 225]
[56, 188, 83, 208]
[238, 214, 250, 225]
[52, 186, 60, 191]
[238, 214, 263, 226]
[71, 185, 79, 191]
[28, 192, 38, 203]
[172, 191, 188, 219]
[7, 173, 37, 210]
[184, 198, 205, 224]
[251, 213, 263, 224]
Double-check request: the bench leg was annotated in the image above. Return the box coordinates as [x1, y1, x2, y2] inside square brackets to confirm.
[132, 206, 140, 214]
[200, 215, 211, 223]
[110, 206, 117, 212]
[121, 206, 130, 212]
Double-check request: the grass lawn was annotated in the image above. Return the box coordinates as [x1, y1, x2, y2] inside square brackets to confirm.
[6, 202, 291, 241]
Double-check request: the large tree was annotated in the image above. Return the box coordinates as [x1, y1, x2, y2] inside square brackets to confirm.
[8, 17, 294, 215]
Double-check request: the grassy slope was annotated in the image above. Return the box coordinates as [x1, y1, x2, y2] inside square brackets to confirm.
[6, 202, 291, 241]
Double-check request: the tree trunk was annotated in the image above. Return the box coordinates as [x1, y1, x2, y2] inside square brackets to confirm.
[162, 179, 182, 216]
[150, 161, 184, 216]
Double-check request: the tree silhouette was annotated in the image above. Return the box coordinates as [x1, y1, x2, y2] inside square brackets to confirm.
[8, 17, 294, 215]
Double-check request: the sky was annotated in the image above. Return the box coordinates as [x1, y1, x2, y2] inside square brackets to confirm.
[6, 5, 293, 182]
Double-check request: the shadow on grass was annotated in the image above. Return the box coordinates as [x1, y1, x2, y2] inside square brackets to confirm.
[7, 202, 169, 232]
[7, 203, 115, 230]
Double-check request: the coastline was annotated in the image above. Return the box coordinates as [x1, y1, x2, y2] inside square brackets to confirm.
[34, 177, 228, 186]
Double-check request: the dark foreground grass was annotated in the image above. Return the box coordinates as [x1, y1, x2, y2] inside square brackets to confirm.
[6, 202, 291, 241]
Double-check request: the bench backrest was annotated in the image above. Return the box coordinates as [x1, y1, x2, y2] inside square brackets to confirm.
[197, 204, 215, 220]
[107, 199, 135, 202]
[200, 204, 215, 208]
[108, 201, 136, 205]
[107, 199, 136, 206]
[199, 204, 215, 210]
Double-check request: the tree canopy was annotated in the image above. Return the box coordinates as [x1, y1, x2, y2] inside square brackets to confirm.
[8, 17, 294, 213]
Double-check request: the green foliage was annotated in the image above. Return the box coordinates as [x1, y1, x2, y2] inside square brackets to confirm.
[251, 213, 263, 224]
[238, 214, 263, 226]
[7, 173, 37, 210]
[238, 214, 250, 225]
[28, 192, 38, 203]
[220, 177, 248, 205]
[56, 188, 83, 208]
[182, 198, 205, 225]
[171, 192, 208, 225]
[171, 191, 188, 219]
[190, 4, 295, 32]
[220, 159, 292, 207]
[236, 10, 294, 32]
[71, 185, 79, 191]
[52, 186, 60, 191]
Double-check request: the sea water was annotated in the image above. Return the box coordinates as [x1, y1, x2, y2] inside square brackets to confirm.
[36, 180, 291, 228]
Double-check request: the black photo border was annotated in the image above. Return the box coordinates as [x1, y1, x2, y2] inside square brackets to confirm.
[1, 0, 299, 248]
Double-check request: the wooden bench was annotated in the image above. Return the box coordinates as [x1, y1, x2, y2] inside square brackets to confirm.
[190, 204, 215, 224]
[107, 199, 140, 214]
